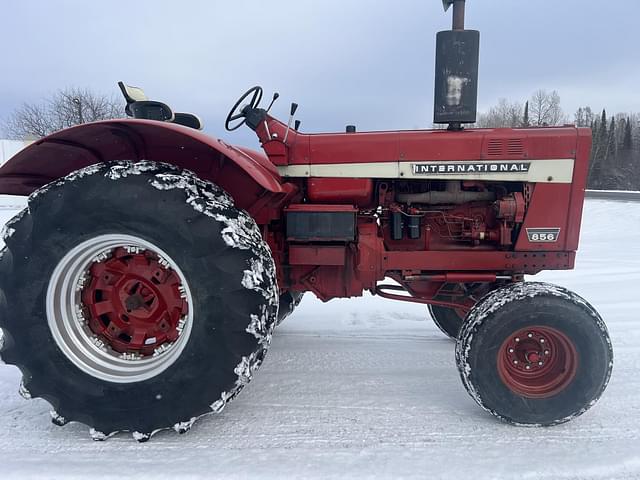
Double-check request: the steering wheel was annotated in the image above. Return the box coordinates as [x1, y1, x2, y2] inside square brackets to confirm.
[225, 86, 263, 131]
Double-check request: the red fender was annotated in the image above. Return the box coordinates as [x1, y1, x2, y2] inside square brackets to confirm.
[0, 119, 284, 203]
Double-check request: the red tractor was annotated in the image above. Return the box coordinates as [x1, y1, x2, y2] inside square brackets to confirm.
[0, 1, 611, 441]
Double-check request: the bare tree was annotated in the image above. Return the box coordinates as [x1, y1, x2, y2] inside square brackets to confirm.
[528, 89, 565, 126]
[574, 106, 594, 127]
[2, 87, 123, 140]
[476, 98, 523, 128]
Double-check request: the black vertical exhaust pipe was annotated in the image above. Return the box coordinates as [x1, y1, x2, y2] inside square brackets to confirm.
[433, 0, 480, 130]
[451, 0, 466, 30]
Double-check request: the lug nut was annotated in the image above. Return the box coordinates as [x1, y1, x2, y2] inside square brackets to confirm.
[544, 350, 550, 355]
[513, 360, 519, 364]
[525, 365, 531, 370]
[515, 337, 520, 342]
[528, 333, 533, 338]
[508, 348, 514, 353]
[538, 361, 544, 366]
[540, 338, 545, 343]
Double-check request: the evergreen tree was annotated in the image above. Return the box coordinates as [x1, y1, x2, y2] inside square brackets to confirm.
[599, 109, 608, 146]
[597, 110, 608, 163]
[623, 117, 633, 150]
[587, 110, 607, 188]
[602, 117, 618, 188]
[607, 117, 616, 163]
[522, 101, 530, 127]
[618, 117, 636, 190]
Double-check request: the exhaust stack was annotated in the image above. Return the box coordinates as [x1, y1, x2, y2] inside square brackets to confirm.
[433, 0, 480, 130]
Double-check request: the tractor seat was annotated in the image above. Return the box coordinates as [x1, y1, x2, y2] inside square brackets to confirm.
[118, 81, 203, 130]
[173, 112, 204, 130]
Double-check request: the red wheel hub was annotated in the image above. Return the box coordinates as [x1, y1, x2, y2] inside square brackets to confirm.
[81, 247, 188, 357]
[497, 326, 578, 398]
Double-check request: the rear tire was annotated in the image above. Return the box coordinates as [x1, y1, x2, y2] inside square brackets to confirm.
[428, 304, 465, 339]
[0, 161, 278, 440]
[428, 283, 497, 340]
[456, 282, 613, 426]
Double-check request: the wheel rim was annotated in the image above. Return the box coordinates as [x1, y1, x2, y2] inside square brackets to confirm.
[497, 325, 578, 398]
[46, 234, 193, 383]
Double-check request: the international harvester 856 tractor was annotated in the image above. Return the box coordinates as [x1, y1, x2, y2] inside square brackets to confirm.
[0, 1, 612, 441]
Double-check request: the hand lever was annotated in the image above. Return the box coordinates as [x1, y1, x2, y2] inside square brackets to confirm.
[283, 102, 299, 143]
[266, 92, 279, 113]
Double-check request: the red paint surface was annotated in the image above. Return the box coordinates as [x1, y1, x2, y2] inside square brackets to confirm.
[307, 178, 374, 207]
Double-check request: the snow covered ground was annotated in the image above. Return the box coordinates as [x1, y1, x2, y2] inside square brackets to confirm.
[0, 197, 639, 479]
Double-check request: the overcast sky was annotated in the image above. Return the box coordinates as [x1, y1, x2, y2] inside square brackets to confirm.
[1, 0, 638, 146]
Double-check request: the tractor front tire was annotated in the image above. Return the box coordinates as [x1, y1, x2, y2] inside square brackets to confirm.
[456, 282, 613, 426]
[0, 161, 278, 441]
